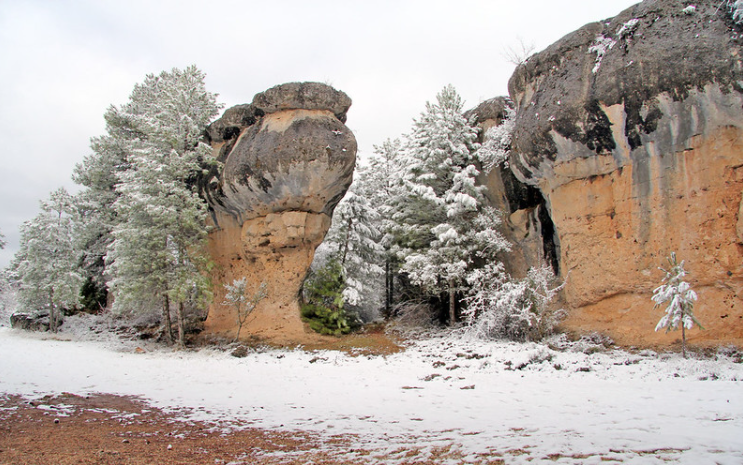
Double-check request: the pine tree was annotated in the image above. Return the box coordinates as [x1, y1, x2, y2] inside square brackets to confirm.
[105, 66, 222, 346]
[313, 180, 385, 322]
[360, 138, 405, 318]
[72, 105, 134, 310]
[395, 85, 509, 324]
[13, 188, 84, 332]
[652, 252, 703, 358]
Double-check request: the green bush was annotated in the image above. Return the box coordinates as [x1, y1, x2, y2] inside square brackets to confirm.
[300, 259, 359, 336]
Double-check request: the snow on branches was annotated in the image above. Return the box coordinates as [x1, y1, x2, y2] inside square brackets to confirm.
[651, 252, 702, 358]
[475, 106, 515, 173]
[463, 264, 565, 342]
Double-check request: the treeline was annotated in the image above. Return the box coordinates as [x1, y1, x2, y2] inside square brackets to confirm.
[7, 66, 221, 346]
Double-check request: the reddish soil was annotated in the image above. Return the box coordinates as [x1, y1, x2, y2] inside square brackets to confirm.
[0, 391, 512, 465]
[0, 392, 347, 464]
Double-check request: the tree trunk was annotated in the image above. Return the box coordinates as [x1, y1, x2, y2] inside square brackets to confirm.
[384, 258, 392, 320]
[682, 324, 687, 359]
[448, 279, 456, 326]
[340, 218, 353, 267]
[48, 290, 57, 333]
[162, 294, 173, 345]
[176, 301, 185, 348]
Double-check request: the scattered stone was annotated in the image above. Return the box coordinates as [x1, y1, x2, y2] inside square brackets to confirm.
[230, 346, 249, 358]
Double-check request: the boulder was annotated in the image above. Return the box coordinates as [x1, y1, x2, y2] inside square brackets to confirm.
[203, 83, 357, 344]
[505, 0, 743, 347]
[10, 312, 52, 332]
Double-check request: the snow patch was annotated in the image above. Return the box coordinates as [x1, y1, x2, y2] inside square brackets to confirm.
[588, 35, 616, 74]
[1, 323, 742, 463]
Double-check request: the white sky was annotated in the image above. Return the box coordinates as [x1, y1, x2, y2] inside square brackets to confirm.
[0, 0, 639, 267]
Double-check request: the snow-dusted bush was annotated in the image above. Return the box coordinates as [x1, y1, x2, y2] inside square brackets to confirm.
[729, 0, 743, 24]
[391, 301, 438, 328]
[652, 252, 703, 358]
[221, 278, 267, 342]
[464, 265, 565, 342]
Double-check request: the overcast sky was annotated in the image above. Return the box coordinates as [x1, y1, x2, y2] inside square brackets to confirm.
[0, 0, 639, 268]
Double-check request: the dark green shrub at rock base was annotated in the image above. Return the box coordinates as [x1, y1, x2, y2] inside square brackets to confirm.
[300, 259, 360, 336]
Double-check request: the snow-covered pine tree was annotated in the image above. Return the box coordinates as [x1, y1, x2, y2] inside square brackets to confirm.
[105, 66, 222, 347]
[396, 85, 509, 324]
[73, 105, 136, 311]
[320, 181, 385, 320]
[359, 138, 405, 318]
[652, 252, 703, 358]
[0, 229, 6, 249]
[12, 188, 84, 332]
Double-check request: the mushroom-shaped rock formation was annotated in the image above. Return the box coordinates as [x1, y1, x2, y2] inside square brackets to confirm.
[203, 82, 357, 343]
[506, 0, 743, 347]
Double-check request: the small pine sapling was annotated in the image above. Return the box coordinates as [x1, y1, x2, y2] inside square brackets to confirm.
[651, 252, 703, 358]
[221, 278, 267, 342]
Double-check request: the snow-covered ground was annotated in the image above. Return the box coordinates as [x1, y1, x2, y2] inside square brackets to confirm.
[1, 317, 742, 464]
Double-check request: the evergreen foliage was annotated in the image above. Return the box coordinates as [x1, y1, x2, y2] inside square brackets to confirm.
[652, 252, 703, 358]
[12, 188, 84, 332]
[393, 85, 510, 324]
[312, 179, 385, 322]
[301, 259, 360, 336]
[475, 104, 515, 173]
[361, 138, 406, 318]
[105, 66, 222, 346]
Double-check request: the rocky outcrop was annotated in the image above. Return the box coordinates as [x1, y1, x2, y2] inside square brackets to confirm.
[468, 97, 559, 278]
[10, 312, 53, 332]
[506, 0, 743, 346]
[203, 82, 357, 343]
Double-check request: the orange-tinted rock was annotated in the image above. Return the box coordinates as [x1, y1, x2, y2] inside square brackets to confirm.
[506, 0, 743, 347]
[202, 83, 357, 343]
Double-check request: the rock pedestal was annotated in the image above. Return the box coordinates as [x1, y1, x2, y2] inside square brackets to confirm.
[203, 83, 357, 343]
[506, 0, 743, 346]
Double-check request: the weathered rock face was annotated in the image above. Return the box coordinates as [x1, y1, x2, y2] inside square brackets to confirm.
[203, 82, 357, 343]
[506, 0, 743, 346]
[467, 97, 559, 279]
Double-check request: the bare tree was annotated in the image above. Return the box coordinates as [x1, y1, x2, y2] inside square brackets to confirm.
[502, 37, 536, 66]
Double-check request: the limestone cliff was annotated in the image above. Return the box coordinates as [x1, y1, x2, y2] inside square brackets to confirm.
[203, 82, 357, 343]
[504, 0, 743, 346]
